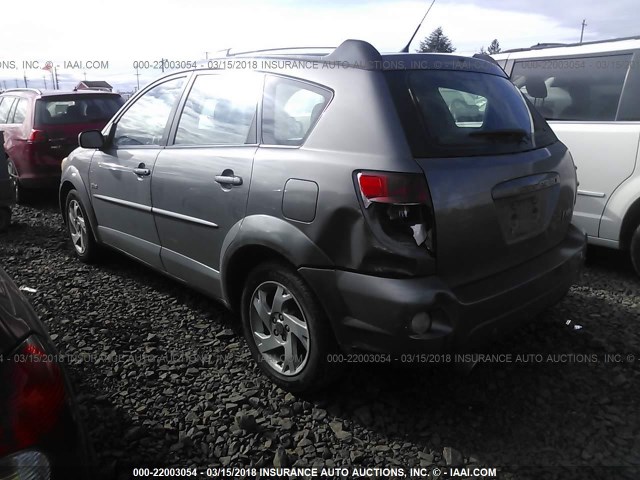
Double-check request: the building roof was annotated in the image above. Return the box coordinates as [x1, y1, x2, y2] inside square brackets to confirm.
[78, 80, 112, 89]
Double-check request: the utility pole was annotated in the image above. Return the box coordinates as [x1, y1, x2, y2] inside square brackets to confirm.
[23, 72, 28, 87]
[54, 66, 60, 90]
[14, 79, 19, 88]
[83, 71, 87, 81]
[205, 51, 209, 60]
[135, 67, 140, 91]
[43, 75, 48, 89]
[580, 19, 587, 43]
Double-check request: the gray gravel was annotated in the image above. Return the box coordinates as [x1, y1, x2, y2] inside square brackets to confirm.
[1, 194, 639, 480]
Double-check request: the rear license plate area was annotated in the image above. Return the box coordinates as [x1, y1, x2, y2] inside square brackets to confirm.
[495, 193, 545, 243]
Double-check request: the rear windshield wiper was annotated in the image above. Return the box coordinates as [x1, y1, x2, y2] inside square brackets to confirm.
[468, 129, 530, 141]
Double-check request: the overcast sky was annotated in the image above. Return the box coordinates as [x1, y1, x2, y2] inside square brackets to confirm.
[0, 0, 637, 91]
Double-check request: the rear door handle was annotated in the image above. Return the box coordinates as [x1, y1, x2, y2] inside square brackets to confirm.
[133, 163, 151, 177]
[134, 168, 151, 176]
[214, 175, 242, 186]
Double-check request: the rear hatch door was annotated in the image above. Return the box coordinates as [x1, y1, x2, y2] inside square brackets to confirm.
[34, 94, 124, 163]
[385, 66, 576, 287]
[415, 144, 576, 286]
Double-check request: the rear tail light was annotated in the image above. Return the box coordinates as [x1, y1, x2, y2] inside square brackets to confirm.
[357, 172, 429, 206]
[0, 337, 66, 457]
[26, 130, 48, 144]
[356, 171, 435, 253]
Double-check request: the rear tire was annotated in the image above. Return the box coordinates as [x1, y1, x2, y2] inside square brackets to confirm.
[240, 261, 341, 393]
[631, 224, 640, 277]
[65, 189, 99, 263]
[6, 160, 23, 204]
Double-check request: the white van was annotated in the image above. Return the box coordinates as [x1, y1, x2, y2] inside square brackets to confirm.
[493, 37, 640, 275]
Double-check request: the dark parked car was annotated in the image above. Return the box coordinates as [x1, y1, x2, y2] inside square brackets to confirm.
[60, 40, 586, 392]
[0, 88, 124, 202]
[0, 131, 13, 231]
[0, 266, 92, 478]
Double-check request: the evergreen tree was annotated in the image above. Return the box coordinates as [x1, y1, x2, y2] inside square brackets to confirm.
[487, 39, 501, 54]
[417, 27, 456, 53]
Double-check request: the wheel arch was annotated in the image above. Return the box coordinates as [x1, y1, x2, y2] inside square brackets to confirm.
[620, 195, 640, 251]
[599, 172, 640, 249]
[59, 167, 101, 243]
[220, 214, 333, 312]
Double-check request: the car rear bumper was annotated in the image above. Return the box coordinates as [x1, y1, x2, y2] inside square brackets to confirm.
[299, 224, 586, 353]
[19, 173, 60, 189]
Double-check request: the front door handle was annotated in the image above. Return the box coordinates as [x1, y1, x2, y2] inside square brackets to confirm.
[133, 163, 151, 177]
[214, 175, 242, 186]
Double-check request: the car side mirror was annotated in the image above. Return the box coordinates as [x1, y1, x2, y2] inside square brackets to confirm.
[78, 130, 104, 149]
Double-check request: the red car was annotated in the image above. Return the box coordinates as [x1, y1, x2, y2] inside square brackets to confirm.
[0, 88, 124, 202]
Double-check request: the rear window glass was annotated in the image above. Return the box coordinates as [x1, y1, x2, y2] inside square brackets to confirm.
[385, 70, 557, 158]
[35, 95, 124, 126]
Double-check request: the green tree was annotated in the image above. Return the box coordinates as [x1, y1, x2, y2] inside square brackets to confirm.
[417, 27, 456, 53]
[487, 39, 501, 54]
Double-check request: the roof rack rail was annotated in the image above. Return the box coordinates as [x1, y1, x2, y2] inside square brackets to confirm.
[502, 34, 640, 53]
[227, 46, 336, 57]
[222, 40, 383, 69]
[2, 87, 42, 94]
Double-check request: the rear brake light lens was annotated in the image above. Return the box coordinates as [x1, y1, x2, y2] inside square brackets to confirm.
[27, 130, 48, 144]
[356, 171, 435, 253]
[0, 337, 66, 457]
[357, 172, 429, 206]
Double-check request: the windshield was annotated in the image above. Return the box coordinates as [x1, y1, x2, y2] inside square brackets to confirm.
[385, 69, 557, 157]
[35, 95, 124, 126]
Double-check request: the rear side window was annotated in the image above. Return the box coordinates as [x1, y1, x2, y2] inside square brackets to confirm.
[11, 99, 28, 124]
[0, 97, 16, 124]
[511, 54, 631, 121]
[35, 95, 124, 126]
[262, 76, 331, 146]
[114, 77, 184, 147]
[385, 69, 557, 158]
[174, 73, 261, 145]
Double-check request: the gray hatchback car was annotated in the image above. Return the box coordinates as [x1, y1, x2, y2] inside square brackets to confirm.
[60, 40, 586, 392]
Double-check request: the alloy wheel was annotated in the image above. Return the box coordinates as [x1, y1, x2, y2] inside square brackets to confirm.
[67, 199, 87, 255]
[249, 281, 310, 376]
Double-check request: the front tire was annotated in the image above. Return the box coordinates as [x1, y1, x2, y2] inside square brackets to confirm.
[65, 190, 98, 263]
[240, 261, 340, 392]
[630, 224, 640, 277]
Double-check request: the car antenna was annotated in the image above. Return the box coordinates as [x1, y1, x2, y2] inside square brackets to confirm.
[400, 0, 436, 53]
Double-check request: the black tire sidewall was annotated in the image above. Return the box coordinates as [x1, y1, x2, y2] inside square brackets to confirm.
[240, 262, 337, 392]
[65, 190, 97, 263]
[7, 160, 21, 204]
[0, 207, 10, 232]
[631, 225, 640, 277]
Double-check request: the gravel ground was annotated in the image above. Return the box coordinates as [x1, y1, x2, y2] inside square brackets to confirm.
[1, 194, 639, 480]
